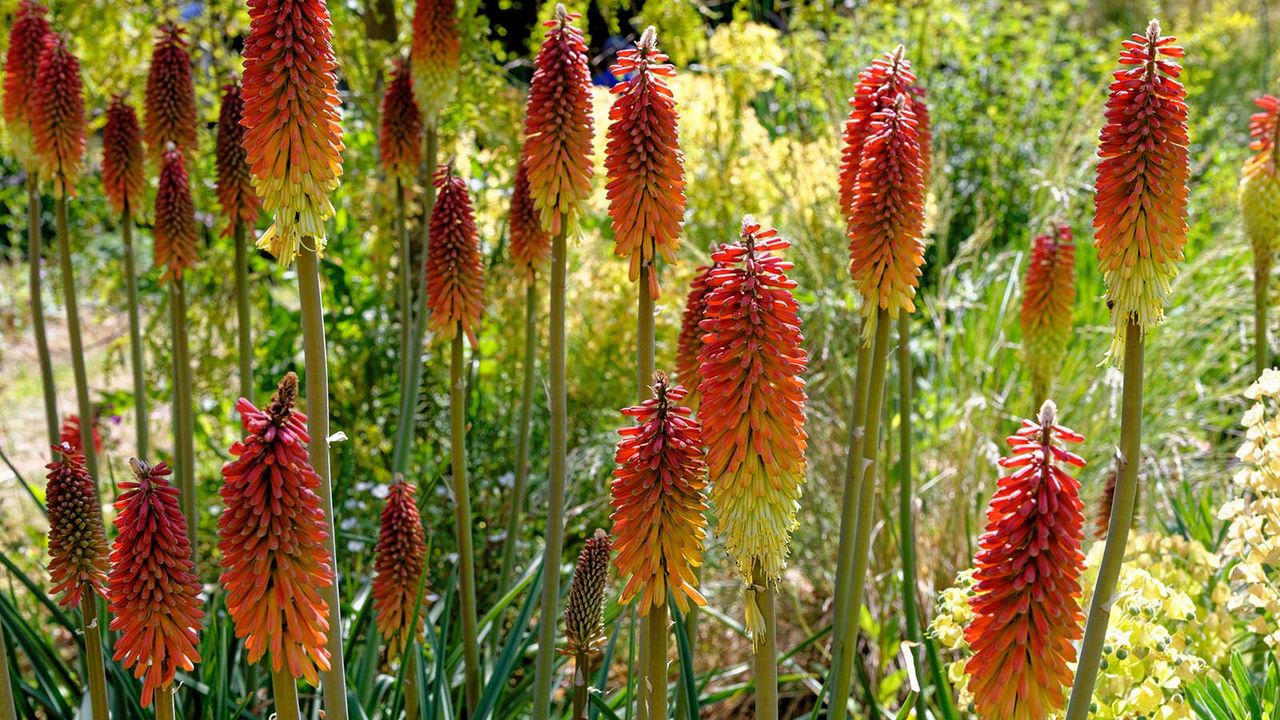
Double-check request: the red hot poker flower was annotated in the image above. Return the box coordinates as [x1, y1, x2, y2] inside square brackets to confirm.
[610, 372, 708, 614]
[562, 529, 612, 659]
[60, 413, 103, 455]
[3, 1, 51, 168]
[674, 263, 714, 407]
[108, 459, 203, 707]
[1242, 96, 1280, 259]
[45, 444, 108, 608]
[30, 34, 85, 198]
[410, 0, 460, 122]
[965, 401, 1086, 720]
[154, 145, 199, 281]
[372, 477, 428, 661]
[103, 96, 145, 220]
[425, 164, 486, 344]
[1020, 222, 1076, 397]
[143, 23, 197, 163]
[218, 373, 334, 683]
[379, 58, 422, 187]
[605, 27, 685, 297]
[523, 4, 594, 236]
[215, 81, 261, 236]
[509, 155, 551, 279]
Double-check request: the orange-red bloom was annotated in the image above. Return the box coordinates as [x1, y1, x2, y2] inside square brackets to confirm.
[675, 263, 713, 407]
[509, 155, 551, 279]
[523, 5, 594, 236]
[108, 459, 203, 707]
[60, 413, 102, 455]
[3, 1, 50, 169]
[103, 96, 145, 220]
[241, 0, 345, 262]
[605, 27, 685, 297]
[217, 372, 333, 683]
[372, 478, 428, 661]
[215, 81, 261, 236]
[154, 146, 199, 281]
[425, 164, 485, 344]
[697, 218, 807, 644]
[1021, 222, 1076, 397]
[380, 58, 422, 186]
[45, 444, 108, 608]
[1242, 96, 1280, 262]
[1094, 20, 1188, 360]
[30, 34, 84, 198]
[410, 0, 459, 123]
[610, 372, 708, 614]
[965, 402, 1086, 720]
[143, 23, 197, 163]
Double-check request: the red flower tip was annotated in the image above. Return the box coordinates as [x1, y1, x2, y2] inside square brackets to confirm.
[218, 372, 334, 683]
[509, 155, 551, 279]
[143, 22, 197, 163]
[30, 33, 85, 198]
[380, 58, 422, 185]
[215, 80, 261, 235]
[45, 443, 108, 609]
[154, 145, 199, 281]
[425, 163, 486, 344]
[373, 476, 428, 661]
[965, 401, 1086, 720]
[60, 413, 103, 455]
[410, 0, 460, 122]
[102, 96, 145, 220]
[674, 263, 714, 406]
[3, 0, 51, 168]
[108, 459, 203, 707]
[1021, 221, 1076, 396]
[1246, 95, 1280, 177]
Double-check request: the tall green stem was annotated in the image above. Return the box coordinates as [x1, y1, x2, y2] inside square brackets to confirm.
[170, 277, 197, 565]
[55, 195, 98, 481]
[1065, 323, 1144, 720]
[123, 210, 148, 457]
[29, 177, 59, 456]
[296, 246, 348, 720]
[0, 612, 15, 720]
[450, 330, 481, 712]
[403, 646, 421, 720]
[645, 605, 668, 720]
[499, 278, 538, 593]
[78, 591, 109, 720]
[895, 314, 921, 674]
[155, 685, 175, 720]
[1257, 255, 1271, 380]
[395, 180, 410, 413]
[234, 221, 253, 401]
[532, 226, 569, 720]
[270, 663, 302, 720]
[753, 562, 779, 720]
[571, 653, 590, 720]
[637, 268, 657, 719]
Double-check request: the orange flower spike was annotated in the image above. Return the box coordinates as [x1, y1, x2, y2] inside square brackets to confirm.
[108, 459, 203, 707]
[241, 0, 345, 263]
[509, 156, 551, 278]
[143, 23, 197, 163]
[3, 1, 51, 169]
[1242, 96, 1280, 257]
[610, 372, 709, 614]
[523, 4, 594, 236]
[60, 413, 103, 455]
[380, 58, 422, 187]
[45, 444, 108, 609]
[30, 34, 85, 198]
[847, 94, 927, 336]
[410, 0, 460, 123]
[605, 27, 685, 297]
[154, 145, 199, 281]
[1021, 222, 1076, 395]
[372, 478, 428, 661]
[674, 263, 714, 406]
[217, 373, 334, 683]
[103, 96, 145, 220]
[965, 401, 1087, 720]
[1094, 20, 1189, 360]
[215, 81, 261, 236]
[425, 164, 486, 344]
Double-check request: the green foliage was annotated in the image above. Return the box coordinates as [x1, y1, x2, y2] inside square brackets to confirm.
[1189, 653, 1280, 720]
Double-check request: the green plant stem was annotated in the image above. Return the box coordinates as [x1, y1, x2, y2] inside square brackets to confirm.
[829, 309, 891, 719]
[55, 195, 98, 481]
[753, 563, 779, 720]
[895, 314, 922, 675]
[155, 685, 174, 720]
[638, 612, 650, 720]
[123, 210, 148, 457]
[499, 278, 538, 594]
[270, 663, 302, 720]
[78, 591, 109, 720]
[645, 605, 668, 720]
[170, 277, 197, 566]
[403, 652, 421, 720]
[29, 177, 58, 456]
[1065, 322, 1144, 720]
[234, 220, 253, 401]
[532, 225, 568, 720]
[0, 612, 15, 720]
[450, 330, 481, 713]
[637, 267, 656, 720]
[395, 179, 410, 414]
[296, 246, 348, 720]
[572, 652, 590, 720]
[1257, 255, 1271, 380]
[674, 571, 699, 719]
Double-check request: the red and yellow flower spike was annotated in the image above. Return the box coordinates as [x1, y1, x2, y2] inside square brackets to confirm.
[108, 459, 203, 707]
[674, 263, 713, 407]
[605, 27, 685, 297]
[610, 372, 708, 614]
[241, 0, 345, 263]
[409, 0, 460, 123]
[143, 23, 197, 163]
[45, 443, 108, 608]
[217, 372, 334, 684]
[1094, 19, 1188, 360]
[1242, 95, 1280, 274]
[30, 34, 85, 198]
[372, 477, 428, 660]
[380, 58, 422, 187]
[215, 81, 261, 236]
[59, 413, 102, 455]
[425, 164, 486, 344]
[154, 145, 199, 281]
[1020, 222, 1076, 400]
[509, 155, 551, 278]
[965, 401, 1086, 720]
[523, 4, 594, 236]
[103, 96, 145, 220]
[3, 1, 51, 169]
[697, 218, 807, 644]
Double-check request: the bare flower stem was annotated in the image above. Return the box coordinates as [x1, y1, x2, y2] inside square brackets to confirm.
[234, 220, 253, 401]
[499, 278, 538, 593]
[646, 605, 668, 720]
[1257, 255, 1271, 380]
[753, 562, 779, 720]
[78, 591, 109, 720]
[571, 654, 590, 720]
[395, 179, 410, 412]
[155, 686, 175, 720]
[55, 195, 97, 481]
[270, 662, 302, 720]
[896, 314, 921, 673]
[402, 644, 421, 720]
[123, 208, 149, 457]
[29, 177, 58, 457]
[451, 330, 481, 712]
[636, 267, 658, 719]
[170, 276, 197, 565]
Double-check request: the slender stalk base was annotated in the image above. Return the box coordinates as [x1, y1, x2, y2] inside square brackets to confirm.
[270, 663, 302, 720]
[155, 685, 175, 720]
[1257, 256, 1271, 380]
[29, 178, 59, 456]
[637, 268, 656, 720]
[637, 612, 650, 720]
[1065, 323, 1144, 720]
[450, 331, 481, 712]
[403, 652, 421, 720]
[78, 591, 109, 720]
[395, 180, 410, 413]
[234, 221, 253, 401]
[499, 279, 538, 593]
[645, 605, 668, 720]
[675, 572, 699, 719]
[895, 315, 921, 676]
[55, 196, 98, 481]
[532, 227, 569, 720]
[0, 614, 15, 720]
[297, 247, 348, 720]
[170, 278, 197, 566]
[752, 563, 779, 720]
[123, 212, 148, 457]
[571, 653, 590, 720]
